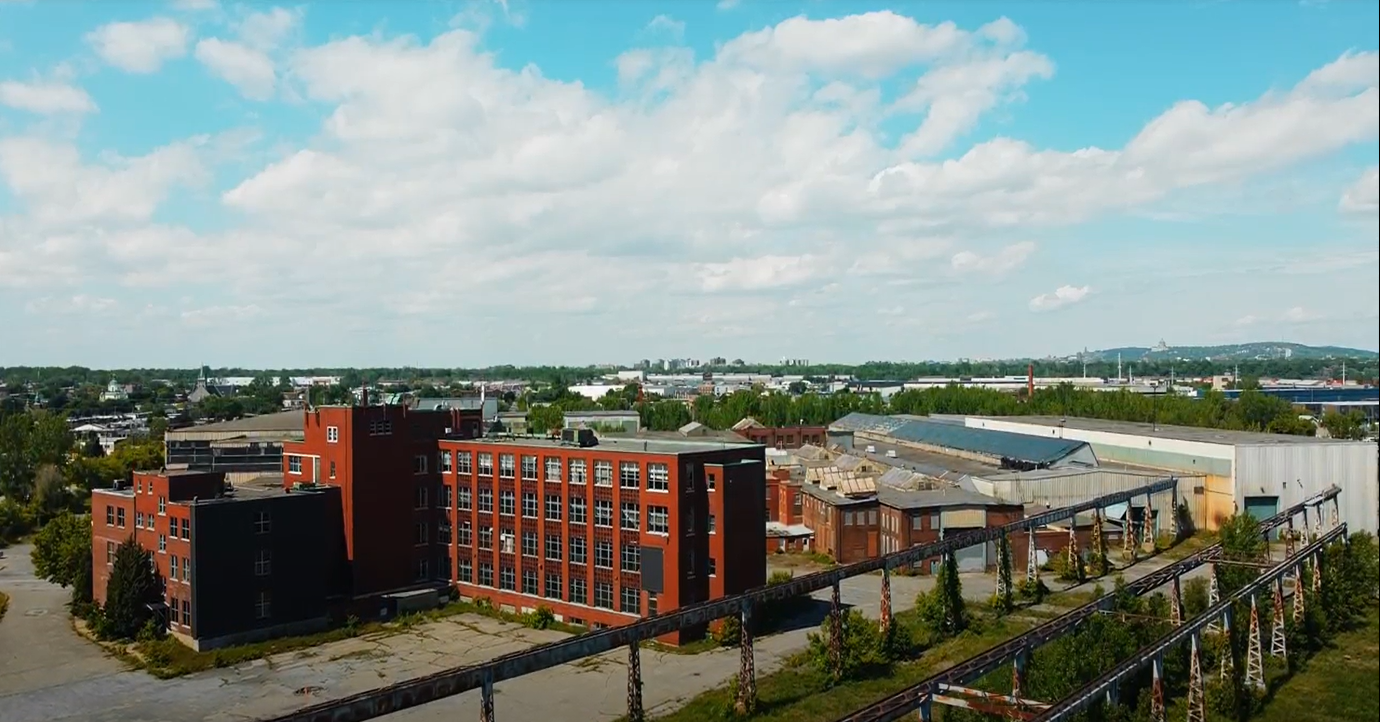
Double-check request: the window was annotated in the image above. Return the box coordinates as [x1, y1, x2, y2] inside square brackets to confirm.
[439, 451, 452, 473]
[169, 555, 179, 581]
[647, 506, 669, 534]
[500, 529, 514, 554]
[415, 522, 429, 544]
[522, 530, 538, 557]
[500, 566, 516, 591]
[708, 514, 716, 534]
[522, 569, 539, 595]
[546, 534, 562, 560]
[594, 500, 613, 528]
[255, 549, 272, 576]
[499, 490, 515, 516]
[457, 451, 473, 474]
[158, 534, 167, 553]
[521, 455, 538, 480]
[255, 591, 271, 620]
[569, 578, 587, 604]
[569, 496, 587, 524]
[594, 581, 614, 609]
[499, 454, 516, 479]
[478, 489, 493, 513]
[158, 496, 166, 515]
[137, 480, 143, 494]
[459, 559, 473, 583]
[593, 460, 613, 486]
[440, 523, 453, 544]
[479, 526, 493, 550]
[647, 463, 669, 492]
[411, 557, 428, 581]
[545, 573, 562, 599]
[441, 485, 453, 509]
[458, 521, 472, 546]
[415, 485, 430, 509]
[136, 511, 145, 529]
[368, 419, 392, 436]
[545, 456, 562, 481]
[546, 494, 563, 521]
[709, 557, 717, 576]
[683, 507, 695, 535]
[594, 540, 613, 569]
[621, 586, 640, 614]
[568, 459, 587, 484]
[620, 502, 640, 530]
[288, 455, 302, 474]
[326, 426, 339, 443]
[180, 518, 189, 539]
[106, 506, 113, 526]
[413, 455, 428, 474]
[522, 492, 538, 518]
[707, 473, 716, 492]
[105, 541, 115, 564]
[477, 453, 494, 476]
[570, 536, 587, 565]
[648, 594, 658, 616]
[329, 460, 336, 478]
[117, 507, 125, 527]
[619, 462, 640, 489]
[478, 562, 494, 587]
[621, 544, 640, 573]
[458, 487, 472, 511]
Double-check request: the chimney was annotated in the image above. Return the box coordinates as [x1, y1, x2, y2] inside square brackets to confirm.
[360, 383, 368, 407]
[1027, 363, 1034, 399]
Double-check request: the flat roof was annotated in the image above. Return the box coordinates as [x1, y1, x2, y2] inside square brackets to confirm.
[167, 410, 304, 435]
[980, 415, 1368, 446]
[799, 480, 1003, 510]
[446, 434, 764, 456]
[831, 412, 1088, 465]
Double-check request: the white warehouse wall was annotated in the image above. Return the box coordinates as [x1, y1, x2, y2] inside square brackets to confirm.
[1234, 444, 1377, 535]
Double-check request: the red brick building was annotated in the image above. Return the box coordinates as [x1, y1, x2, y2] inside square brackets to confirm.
[731, 418, 827, 449]
[91, 469, 341, 650]
[438, 433, 766, 644]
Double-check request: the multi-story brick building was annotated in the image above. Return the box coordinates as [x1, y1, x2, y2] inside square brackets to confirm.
[731, 418, 827, 449]
[280, 400, 483, 597]
[91, 469, 342, 650]
[438, 432, 766, 644]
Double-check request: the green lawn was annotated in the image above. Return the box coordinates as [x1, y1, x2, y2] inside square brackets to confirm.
[1256, 608, 1378, 722]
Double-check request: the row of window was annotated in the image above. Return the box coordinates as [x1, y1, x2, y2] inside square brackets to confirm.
[104, 505, 192, 540]
[456, 562, 645, 614]
[450, 526, 645, 572]
[437, 452, 674, 491]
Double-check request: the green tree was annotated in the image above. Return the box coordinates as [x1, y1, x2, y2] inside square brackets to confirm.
[805, 609, 893, 683]
[1320, 410, 1368, 440]
[100, 537, 163, 640]
[30, 512, 92, 597]
[526, 405, 564, 434]
[917, 552, 966, 638]
[991, 533, 1014, 614]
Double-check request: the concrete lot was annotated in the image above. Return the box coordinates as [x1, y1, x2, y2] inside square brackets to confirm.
[0, 547, 1189, 722]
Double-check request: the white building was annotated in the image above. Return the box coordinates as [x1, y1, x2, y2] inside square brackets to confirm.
[963, 416, 1377, 534]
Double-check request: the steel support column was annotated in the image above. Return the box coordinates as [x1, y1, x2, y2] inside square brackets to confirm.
[1091, 509, 1106, 575]
[1169, 486, 1179, 540]
[1293, 562, 1306, 623]
[480, 670, 495, 722]
[829, 580, 843, 678]
[1187, 632, 1206, 722]
[1143, 492, 1156, 552]
[1027, 527, 1039, 583]
[1205, 565, 1221, 635]
[918, 694, 933, 722]
[880, 565, 892, 632]
[627, 640, 643, 722]
[1285, 518, 1297, 558]
[1270, 580, 1287, 660]
[1012, 648, 1028, 700]
[1246, 595, 1265, 689]
[1066, 525, 1079, 573]
[1330, 497, 1341, 530]
[1150, 654, 1166, 722]
[735, 604, 756, 715]
[1311, 552, 1322, 592]
[1170, 575, 1183, 626]
[1218, 605, 1235, 682]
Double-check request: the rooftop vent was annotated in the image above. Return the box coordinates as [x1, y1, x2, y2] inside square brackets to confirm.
[560, 428, 599, 448]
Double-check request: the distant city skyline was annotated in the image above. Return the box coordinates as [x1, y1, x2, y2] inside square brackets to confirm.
[1, 1, 1376, 368]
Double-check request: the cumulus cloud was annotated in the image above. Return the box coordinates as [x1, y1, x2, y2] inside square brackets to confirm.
[195, 38, 277, 99]
[1029, 285, 1090, 312]
[24, 295, 118, 315]
[1339, 167, 1378, 214]
[0, 80, 97, 114]
[950, 241, 1035, 275]
[85, 17, 190, 73]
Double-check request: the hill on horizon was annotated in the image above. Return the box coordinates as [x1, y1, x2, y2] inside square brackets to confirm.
[1084, 341, 1378, 362]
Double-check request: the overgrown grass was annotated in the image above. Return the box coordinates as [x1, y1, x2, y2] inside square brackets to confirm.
[1158, 531, 1217, 560]
[647, 636, 722, 656]
[1254, 607, 1378, 722]
[127, 597, 581, 678]
[642, 610, 1037, 722]
[0, 590, 10, 623]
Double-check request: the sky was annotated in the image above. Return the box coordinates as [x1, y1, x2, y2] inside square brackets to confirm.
[0, 0, 1377, 369]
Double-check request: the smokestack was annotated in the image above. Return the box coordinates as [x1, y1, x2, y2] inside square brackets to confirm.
[1027, 363, 1034, 398]
[360, 383, 368, 407]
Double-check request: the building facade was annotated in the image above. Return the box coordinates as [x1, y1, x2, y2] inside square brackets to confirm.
[91, 469, 341, 650]
[437, 435, 766, 644]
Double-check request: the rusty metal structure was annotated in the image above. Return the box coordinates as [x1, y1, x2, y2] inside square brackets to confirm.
[1025, 524, 1346, 722]
[261, 479, 1181, 722]
[829, 486, 1340, 722]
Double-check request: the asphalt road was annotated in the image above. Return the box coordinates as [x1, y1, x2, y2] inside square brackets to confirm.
[0, 549, 1189, 722]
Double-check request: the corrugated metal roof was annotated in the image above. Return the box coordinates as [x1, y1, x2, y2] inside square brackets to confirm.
[171, 410, 304, 434]
[831, 412, 1087, 465]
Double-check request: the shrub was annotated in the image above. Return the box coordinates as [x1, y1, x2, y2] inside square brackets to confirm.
[805, 609, 893, 683]
[1182, 577, 1210, 616]
[525, 606, 556, 630]
[767, 569, 795, 586]
[1018, 577, 1049, 603]
[712, 614, 741, 646]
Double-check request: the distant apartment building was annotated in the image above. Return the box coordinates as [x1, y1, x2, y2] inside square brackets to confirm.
[438, 431, 766, 644]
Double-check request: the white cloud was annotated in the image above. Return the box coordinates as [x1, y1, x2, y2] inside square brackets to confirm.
[24, 295, 118, 314]
[646, 14, 685, 41]
[180, 304, 264, 326]
[695, 255, 828, 292]
[1029, 285, 1090, 312]
[0, 79, 97, 114]
[1237, 306, 1323, 327]
[966, 310, 996, 322]
[85, 17, 190, 73]
[716, 0, 740, 9]
[1339, 167, 1378, 214]
[195, 38, 276, 100]
[950, 241, 1035, 275]
[236, 7, 301, 51]
[172, 0, 218, 10]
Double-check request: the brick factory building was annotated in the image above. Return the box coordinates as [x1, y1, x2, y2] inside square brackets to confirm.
[438, 430, 767, 644]
[91, 469, 342, 650]
[731, 417, 827, 449]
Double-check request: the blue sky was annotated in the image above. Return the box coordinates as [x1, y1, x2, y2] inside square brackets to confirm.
[1, 0, 1376, 368]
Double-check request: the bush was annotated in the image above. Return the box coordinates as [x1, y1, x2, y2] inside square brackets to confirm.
[136, 617, 165, 643]
[525, 606, 556, 630]
[1182, 576, 1210, 616]
[805, 609, 894, 683]
[712, 614, 741, 646]
[768, 569, 795, 586]
[343, 614, 361, 637]
[1018, 577, 1049, 603]
[915, 554, 966, 639]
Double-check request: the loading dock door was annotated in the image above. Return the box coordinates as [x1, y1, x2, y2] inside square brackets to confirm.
[1244, 496, 1280, 539]
[946, 528, 986, 572]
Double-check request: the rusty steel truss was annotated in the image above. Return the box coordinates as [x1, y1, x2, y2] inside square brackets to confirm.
[830, 485, 1341, 722]
[262, 479, 1184, 722]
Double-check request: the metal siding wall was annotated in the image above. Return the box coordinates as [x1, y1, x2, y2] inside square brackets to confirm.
[1084, 444, 1233, 477]
[940, 508, 985, 527]
[1233, 444, 1378, 534]
[984, 470, 1200, 528]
